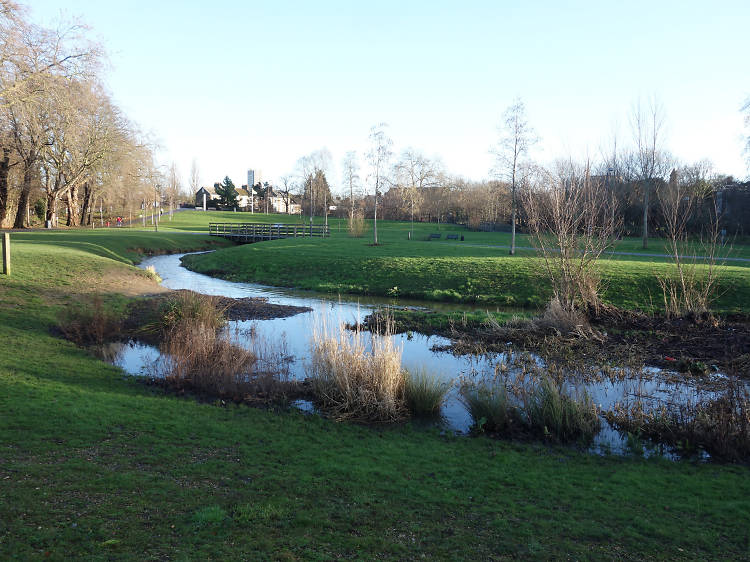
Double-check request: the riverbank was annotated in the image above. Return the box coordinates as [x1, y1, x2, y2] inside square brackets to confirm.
[366, 307, 750, 376]
[180, 227, 750, 314]
[2, 230, 750, 558]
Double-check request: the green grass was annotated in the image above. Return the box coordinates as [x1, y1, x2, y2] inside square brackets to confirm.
[175, 211, 750, 313]
[162, 209, 750, 259]
[2, 229, 750, 558]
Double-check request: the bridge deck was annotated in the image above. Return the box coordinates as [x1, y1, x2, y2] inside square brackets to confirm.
[208, 222, 329, 242]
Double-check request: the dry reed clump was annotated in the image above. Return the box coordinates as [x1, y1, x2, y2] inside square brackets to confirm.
[480, 299, 604, 344]
[309, 317, 407, 422]
[58, 295, 124, 346]
[158, 322, 258, 396]
[534, 298, 604, 341]
[142, 265, 162, 283]
[154, 292, 294, 402]
[604, 377, 750, 461]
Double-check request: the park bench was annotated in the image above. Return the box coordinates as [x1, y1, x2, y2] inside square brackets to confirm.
[429, 233, 441, 239]
[446, 234, 459, 240]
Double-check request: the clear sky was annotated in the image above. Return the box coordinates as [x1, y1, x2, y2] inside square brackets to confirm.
[28, 0, 750, 192]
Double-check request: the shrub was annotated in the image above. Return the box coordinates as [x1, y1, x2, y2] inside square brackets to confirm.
[153, 292, 293, 401]
[309, 317, 407, 422]
[348, 213, 367, 238]
[404, 368, 449, 417]
[58, 295, 124, 346]
[159, 291, 226, 334]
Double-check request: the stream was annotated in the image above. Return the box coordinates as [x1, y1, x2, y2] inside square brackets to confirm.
[107, 252, 733, 458]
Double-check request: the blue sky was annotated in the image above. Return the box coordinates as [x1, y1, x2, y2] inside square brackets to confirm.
[29, 0, 750, 191]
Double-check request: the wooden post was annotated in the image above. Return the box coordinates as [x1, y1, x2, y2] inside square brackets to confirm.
[2, 232, 9, 276]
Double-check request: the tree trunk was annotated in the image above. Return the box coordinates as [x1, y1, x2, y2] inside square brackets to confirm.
[45, 191, 57, 224]
[509, 171, 517, 255]
[642, 181, 649, 250]
[0, 149, 9, 227]
[65, 185, 80, 227]
[373, 189, 378, 245]
[12, 164, 33, 229]
[80, 182, 92, 225]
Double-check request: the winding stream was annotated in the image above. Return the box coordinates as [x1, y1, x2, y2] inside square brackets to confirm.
[107, 252, 732, 458]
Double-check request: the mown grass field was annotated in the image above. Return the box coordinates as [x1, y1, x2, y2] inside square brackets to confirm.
[172, 211, 750, 314]
[1, 229, 750, 558]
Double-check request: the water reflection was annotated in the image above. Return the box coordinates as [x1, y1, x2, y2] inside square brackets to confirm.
[119, 252, 734, 458]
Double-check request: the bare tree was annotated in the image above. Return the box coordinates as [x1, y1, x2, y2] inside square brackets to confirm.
[164, 161, 181, 219]
[279, 175, 294, 214]
[393, 148, 440, 238]
[493, 99, 537, 255]
[656, 164, 722, 317]
[189, 158, 200, 194]
[297, 148, 331, 230]
[366, 123, 392, 245]
[743, 97, 750, 172]
[523, 160, 621, 317]
[629, 97, 670, 249]
[341, 151, 360, 224]
[39, 78, 119, 225]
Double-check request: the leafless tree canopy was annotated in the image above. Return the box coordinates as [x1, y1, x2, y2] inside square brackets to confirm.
[492, 98, 537, 255]
[523, 161, 621, 314]
[366, 123, 392, 245]
[0, 3, 161, 228]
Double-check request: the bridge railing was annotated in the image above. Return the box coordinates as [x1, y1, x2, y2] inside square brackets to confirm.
[208, 222, 329, 239]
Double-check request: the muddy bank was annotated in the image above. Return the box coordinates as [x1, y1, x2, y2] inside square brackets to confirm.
[363, 308, 750, 377]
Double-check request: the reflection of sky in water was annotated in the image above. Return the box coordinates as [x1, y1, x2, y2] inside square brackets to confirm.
[115, 252, 735, 459]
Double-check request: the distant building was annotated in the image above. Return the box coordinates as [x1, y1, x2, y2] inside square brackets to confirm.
[236, 186, 256, 209]
[265, 187, 302, 214]
[247, 169, 262, 188]
[194, 186, 217, 208]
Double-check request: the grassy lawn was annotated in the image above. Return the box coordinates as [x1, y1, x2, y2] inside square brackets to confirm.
[172, 211, 750, 314]
[164, 209, 750, 259]
[1, 229, 749, 558]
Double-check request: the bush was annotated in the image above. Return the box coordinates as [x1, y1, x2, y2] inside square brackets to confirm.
[58, 295, 124, 346]
[159, 291, 226, 334]
[153, 292, 293, 401]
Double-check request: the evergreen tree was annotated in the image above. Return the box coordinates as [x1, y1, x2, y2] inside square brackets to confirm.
[215, 176, 238, 207]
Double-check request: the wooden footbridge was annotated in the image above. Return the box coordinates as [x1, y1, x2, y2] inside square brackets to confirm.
[208, 222, 329, 243]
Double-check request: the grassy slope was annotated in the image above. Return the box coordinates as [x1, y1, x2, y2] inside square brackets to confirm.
[1, 229, 749, 559]
[174, 212, 750, 313]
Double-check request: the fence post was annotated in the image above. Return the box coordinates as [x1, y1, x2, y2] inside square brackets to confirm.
[2, 232, 9, 276]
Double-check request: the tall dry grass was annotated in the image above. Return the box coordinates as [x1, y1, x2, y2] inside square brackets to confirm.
[309, 316, 407, 422]
[153, 292, 293, 401]
[605, 376, 750, 461]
